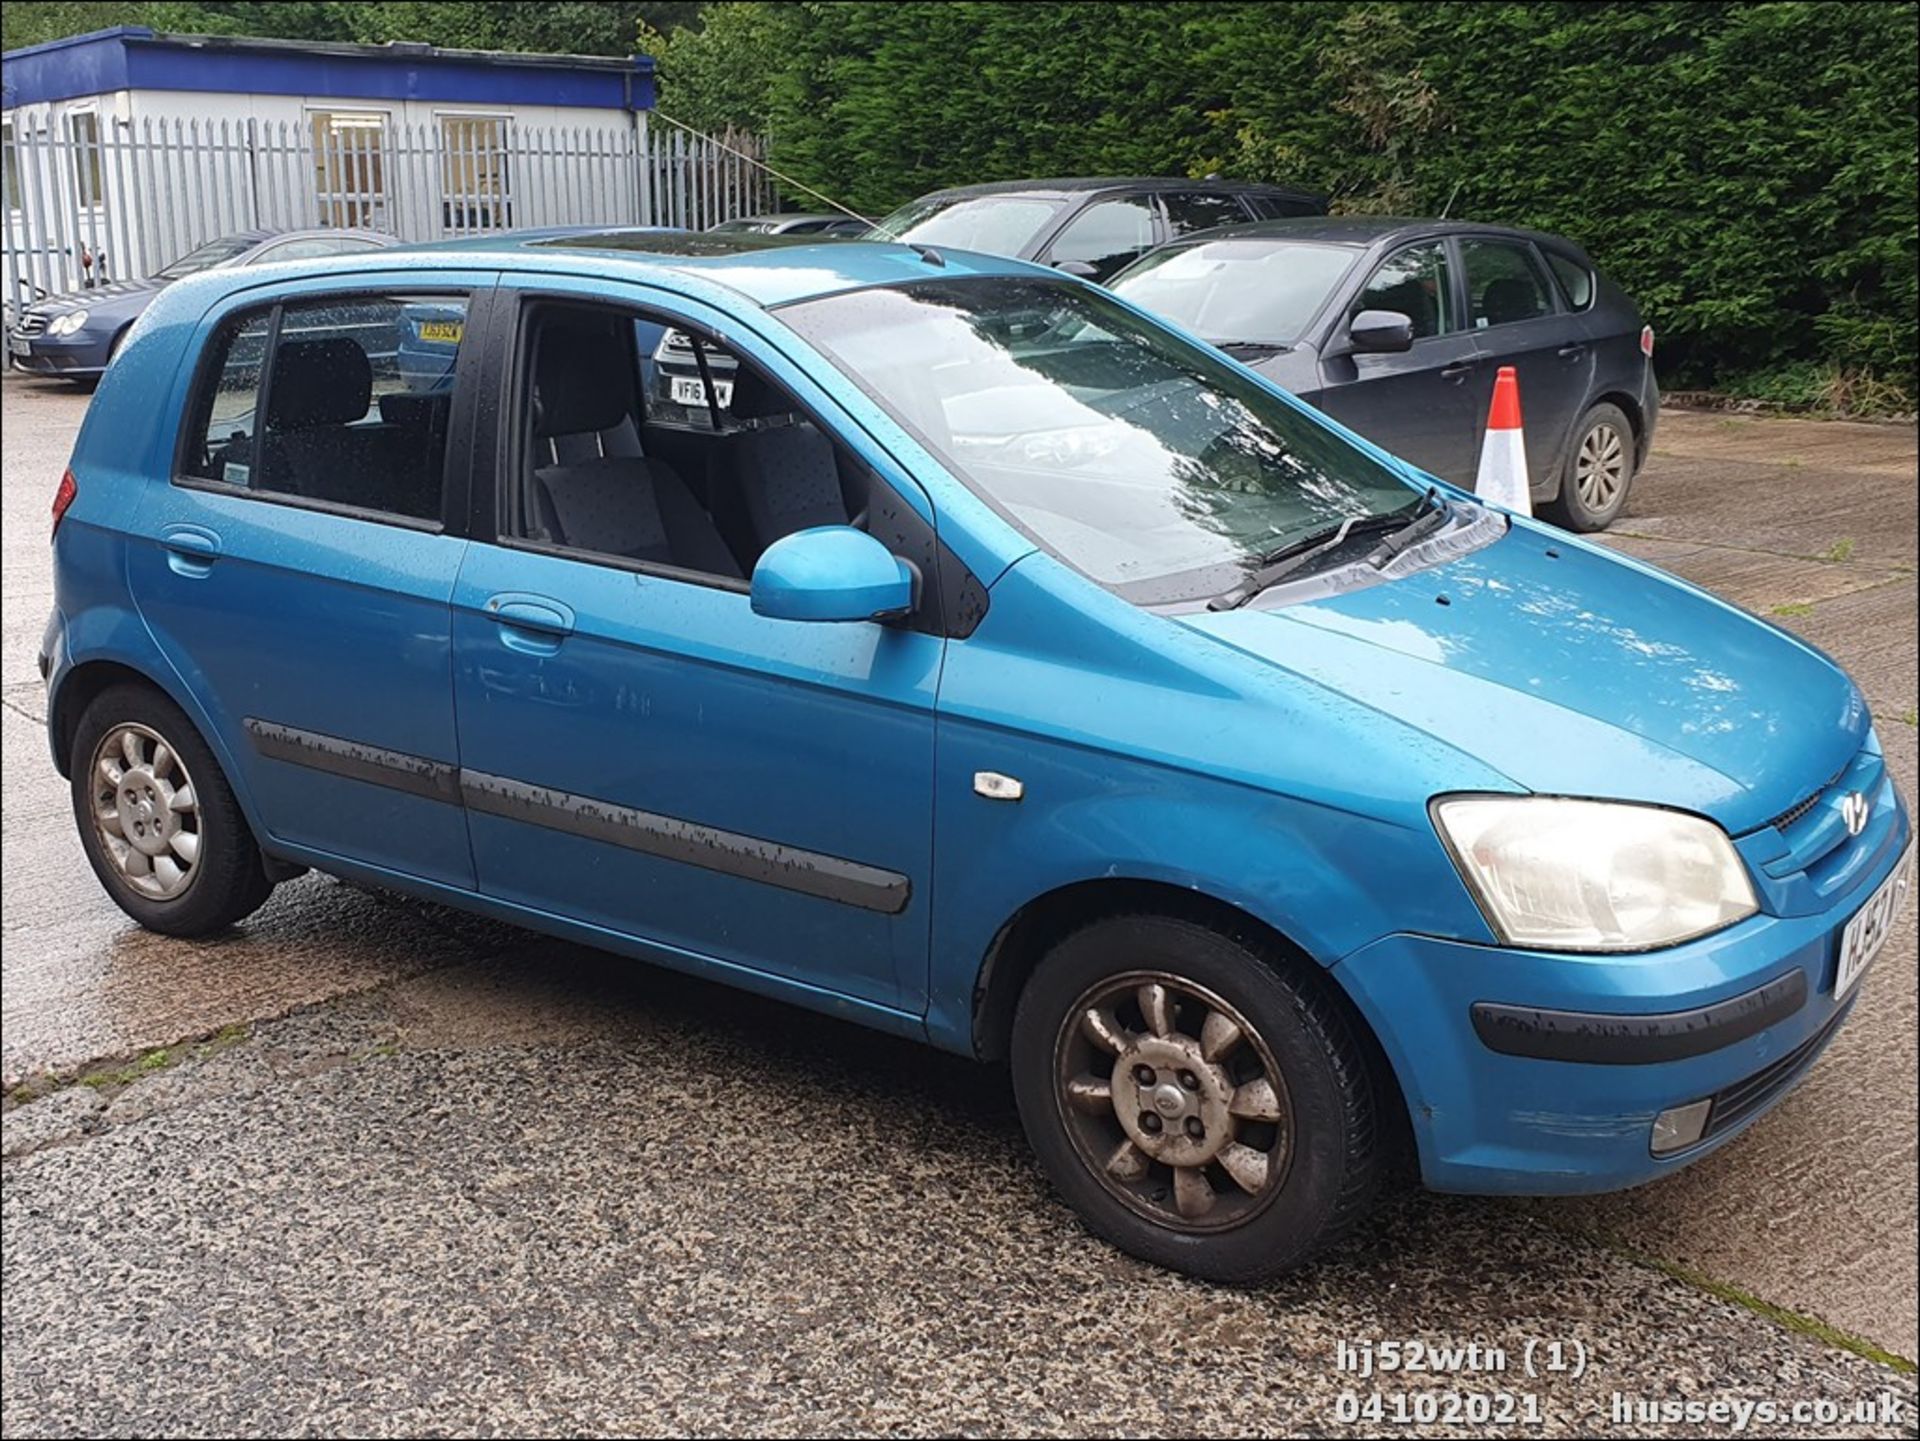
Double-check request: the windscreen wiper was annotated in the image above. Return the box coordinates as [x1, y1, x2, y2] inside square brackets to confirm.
[1206, 491, 1450, 612]
[1363, 487, 1453, 569]
[1217, 339, 1291, 358]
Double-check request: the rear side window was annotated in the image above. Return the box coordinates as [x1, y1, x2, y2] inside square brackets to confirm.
[1460, 239, 1557, 328]
[181, 293, 469, 523]
[1544, 249, 1595, 310]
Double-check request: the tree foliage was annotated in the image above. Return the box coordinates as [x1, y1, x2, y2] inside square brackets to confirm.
[655, 1, 1917, 394]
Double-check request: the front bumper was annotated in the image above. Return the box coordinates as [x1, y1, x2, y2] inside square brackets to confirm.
[7, 330, 112, 377]
[1335, 778, 1909, 1195]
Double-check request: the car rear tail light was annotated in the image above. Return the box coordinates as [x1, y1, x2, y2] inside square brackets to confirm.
[1639, 325, 1655, 358]
[51, 468, 77, 540]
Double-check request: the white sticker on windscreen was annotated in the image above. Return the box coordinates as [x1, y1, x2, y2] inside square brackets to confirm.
[223, 462, 249, 485]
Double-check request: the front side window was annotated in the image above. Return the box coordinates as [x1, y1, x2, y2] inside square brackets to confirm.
[1461, 238, 1556, 328]
[1161, 191, 1248, 238]
[1354, 241, 1457, 340]
[868, 195, 1065, 255]
[1111, 239, 1358, 346]
[182, 293, 468, 523]
[1045, 196, 1158, 278]
[781, 278, 1419, 605]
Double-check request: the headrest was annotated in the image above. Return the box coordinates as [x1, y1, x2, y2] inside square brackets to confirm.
[534, 315, 634, 436]
[1482, 277, 1537, 326]
[379, 391, 448, 427]
[727, 366, 797, 422]
[266, 338, 372, 429]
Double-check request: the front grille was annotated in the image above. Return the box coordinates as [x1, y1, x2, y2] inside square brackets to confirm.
[14, 313, 49, 338]
[1702, 1003, 1848, 1140]
[1768, 763, 1847, 834]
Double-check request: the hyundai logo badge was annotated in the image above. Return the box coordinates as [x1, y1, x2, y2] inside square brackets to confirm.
[1841, 791, 1870, 837]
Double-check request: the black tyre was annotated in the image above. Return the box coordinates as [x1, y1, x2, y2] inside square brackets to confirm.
[1542, 401, 1636, 532]
[1011, 912, 1386, 1282]
[70, 683, 274, 935]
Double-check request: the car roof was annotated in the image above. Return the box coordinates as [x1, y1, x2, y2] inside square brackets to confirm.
[1157, 215, 1591, 255]
[386, 226, 1044, 308]
[907, 176, 1323, 203]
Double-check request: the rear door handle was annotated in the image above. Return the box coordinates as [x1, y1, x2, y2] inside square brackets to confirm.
[161, 524, 220, 577]
[1557, 344, 1588, 359]
[1438, 361, 1475, 382]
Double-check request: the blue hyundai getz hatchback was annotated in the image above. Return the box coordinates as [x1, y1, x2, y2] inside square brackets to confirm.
[42, 230, 1912, 1281]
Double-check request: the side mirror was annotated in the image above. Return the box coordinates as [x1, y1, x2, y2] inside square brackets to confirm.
[1051, 259, 1100, 280]
[1347, 308, 1415, 353]
[750, 526, 916, 624]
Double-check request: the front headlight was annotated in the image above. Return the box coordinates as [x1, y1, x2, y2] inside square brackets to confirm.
[1433, 796, 1758, 951]
[49, 309, 91, 336]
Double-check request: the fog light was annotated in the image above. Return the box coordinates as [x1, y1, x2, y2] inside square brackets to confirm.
[1650, 1099, 1712, 1156]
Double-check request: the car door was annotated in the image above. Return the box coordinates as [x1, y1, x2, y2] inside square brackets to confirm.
[128, 274, 494, 887]
[448, 280, 942, 1017]
[1036, 193, 1163, 282]
[1312, 238, 1487, 483]
[1457, 235, 1593, 494]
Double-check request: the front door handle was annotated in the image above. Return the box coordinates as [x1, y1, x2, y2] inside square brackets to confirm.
[485, 593, 574, 654]
[161, 524, 221, 577]
[1438, 361, 1475, 383]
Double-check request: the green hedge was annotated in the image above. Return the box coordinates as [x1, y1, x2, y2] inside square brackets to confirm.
[655, 1, 1918, 399]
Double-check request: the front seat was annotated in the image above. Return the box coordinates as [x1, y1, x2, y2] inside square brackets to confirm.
[706, 368, 851, 564]
[528, 313, 644, 467]
[527, 317, 739, 578]
[1481, 277, 1541, 327]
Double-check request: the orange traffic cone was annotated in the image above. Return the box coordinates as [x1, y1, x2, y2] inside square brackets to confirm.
[1474, 365, 1531, 515]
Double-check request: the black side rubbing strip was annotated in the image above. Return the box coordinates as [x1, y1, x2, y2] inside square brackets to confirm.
[244, 719, 460, 803]
[1470, 968, 1808, 1065]
[459, 769, 911, 915]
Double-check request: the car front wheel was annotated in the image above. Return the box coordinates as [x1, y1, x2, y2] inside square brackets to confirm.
[70, 683, 275, 935]
[1011, 913, 1386, 1282]
[1544, 401, 1636, 532]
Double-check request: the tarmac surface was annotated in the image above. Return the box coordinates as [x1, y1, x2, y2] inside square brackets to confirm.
[3, 374, 1915, 1436]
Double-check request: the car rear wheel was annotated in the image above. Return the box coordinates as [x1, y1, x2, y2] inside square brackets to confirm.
[1011, 913, 1386, 1281]
[70, 683, 274, 935]
[1544, 401, 1636, 532]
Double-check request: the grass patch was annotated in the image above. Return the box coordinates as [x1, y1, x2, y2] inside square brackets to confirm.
[1899, 707, 1918, 728]
[1617, 1243, 1916, 1374]
[1771, 601, 1816, 618]
[1820, 537, 1857, 563]
[4, 1023, 252, 1107]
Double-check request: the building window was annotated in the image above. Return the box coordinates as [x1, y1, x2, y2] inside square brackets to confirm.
[2, 119, 17, 213]
[438, 114, 512, 231]
[309, 110, 388, 229]
[66, 110, 102, 208]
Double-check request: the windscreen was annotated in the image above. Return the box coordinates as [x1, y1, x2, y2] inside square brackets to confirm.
[156, 236, 259, 280]
[781, 277, 1418, 604]
[868, 195, 1066, 256]
[1111, 240, 1359, 346]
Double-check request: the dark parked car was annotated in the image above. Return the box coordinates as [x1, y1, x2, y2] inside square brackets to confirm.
[868, 177, 1326, 283]
[7, 227, 397, 382]
[1109, 217, 1658, 531]
[708, 213, 870, 238]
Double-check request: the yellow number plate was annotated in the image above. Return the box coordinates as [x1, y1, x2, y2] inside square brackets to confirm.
[417, 321, 463, 344]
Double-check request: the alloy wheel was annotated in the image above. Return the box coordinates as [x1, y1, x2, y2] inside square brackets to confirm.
[1053, 971, 1294, 1233]
[1574, 421, 1627, 511]
[90, 722, 203, 900]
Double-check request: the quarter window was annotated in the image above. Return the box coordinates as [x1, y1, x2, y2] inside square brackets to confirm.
[1047, 196, 1158, 278]
[1355, 241, 1457, 340]
[182, 293, 469, 523]
[1460, 238, 1556, 327]
[1544, 250, 1595, 311]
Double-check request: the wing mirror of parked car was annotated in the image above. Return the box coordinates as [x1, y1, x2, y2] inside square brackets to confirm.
[1347, 309, 1416, 353]
[749, 525, 918, 624]
[1051, 260, 1101, 280]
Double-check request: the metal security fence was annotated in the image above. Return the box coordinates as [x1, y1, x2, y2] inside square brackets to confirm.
[1, 114, 777, 314]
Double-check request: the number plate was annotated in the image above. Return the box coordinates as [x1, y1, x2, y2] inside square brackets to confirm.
[670, 375, 733, 408]
[1835, 840, 1913, 1000]
[415, 320, 463, 345]
[9, 336, 31, 358]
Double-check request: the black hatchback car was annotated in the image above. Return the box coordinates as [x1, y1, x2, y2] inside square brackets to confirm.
[1109, 218, 1658, 531]
[868, 176, 1326, 284]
